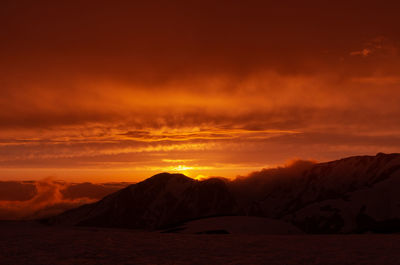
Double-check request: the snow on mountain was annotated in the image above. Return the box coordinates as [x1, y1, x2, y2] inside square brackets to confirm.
[287, 154, 400, 233]
[241, 153, 400, 216]
[228, 153, 400, 233]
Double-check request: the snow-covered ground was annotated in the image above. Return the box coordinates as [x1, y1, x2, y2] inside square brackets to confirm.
[1, 221, 400, 265]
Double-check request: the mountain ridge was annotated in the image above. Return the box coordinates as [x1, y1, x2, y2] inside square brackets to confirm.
[46, 153, 400, 233]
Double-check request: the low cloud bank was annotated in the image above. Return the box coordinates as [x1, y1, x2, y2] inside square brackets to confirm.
[228, 160, 316, 204]
[0, 179, 129, 220]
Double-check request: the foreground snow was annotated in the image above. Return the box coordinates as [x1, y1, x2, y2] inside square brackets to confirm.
[1, 221, 400, 265]
[162, 216, 303, 234]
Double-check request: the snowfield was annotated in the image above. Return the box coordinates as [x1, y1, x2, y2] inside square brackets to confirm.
[1, 221, 400, 265]
[161, 216, 303, 235]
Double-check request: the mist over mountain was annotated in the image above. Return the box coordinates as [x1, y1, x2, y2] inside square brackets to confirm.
[46, 153, 400, 234]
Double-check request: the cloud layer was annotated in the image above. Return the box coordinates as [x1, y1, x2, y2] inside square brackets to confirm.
[0, 1, 400, 180]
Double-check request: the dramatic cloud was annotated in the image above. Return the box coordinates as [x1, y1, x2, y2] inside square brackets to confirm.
[0, 1, 399, 181]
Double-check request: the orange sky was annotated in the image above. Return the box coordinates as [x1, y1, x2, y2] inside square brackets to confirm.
[1, 1, 400, 182]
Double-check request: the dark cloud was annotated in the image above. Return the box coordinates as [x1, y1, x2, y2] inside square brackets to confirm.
[1, 1, 400, 81]
[0, 181, 36, 201]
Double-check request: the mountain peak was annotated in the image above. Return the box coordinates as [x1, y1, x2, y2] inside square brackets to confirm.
[144, 172, 194, 184]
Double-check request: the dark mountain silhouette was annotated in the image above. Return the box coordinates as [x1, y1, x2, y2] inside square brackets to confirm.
[47, 173, 238, 229]
[47, 153, 400, 233]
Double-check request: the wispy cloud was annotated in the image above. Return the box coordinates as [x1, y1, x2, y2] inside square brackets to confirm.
[350, 36, 397, 57]
[350, 48, 372, 57]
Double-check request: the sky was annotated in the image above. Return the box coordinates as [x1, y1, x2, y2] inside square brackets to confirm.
[1, 0, 400, 182]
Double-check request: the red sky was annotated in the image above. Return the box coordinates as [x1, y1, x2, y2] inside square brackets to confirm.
[1, 1, 400, 182]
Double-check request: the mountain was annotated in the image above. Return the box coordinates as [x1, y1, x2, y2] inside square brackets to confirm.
[286, 153, 400, 233]
[47, 153, 400, 233]
[47, 173, 238, 229]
